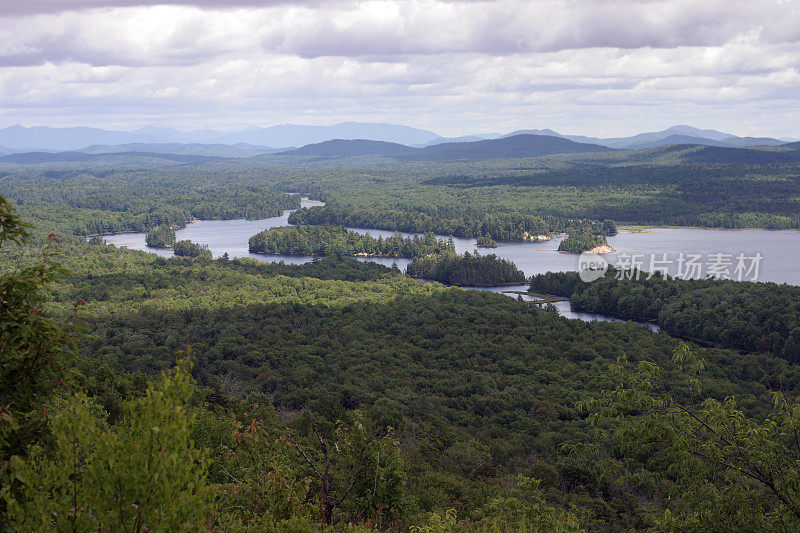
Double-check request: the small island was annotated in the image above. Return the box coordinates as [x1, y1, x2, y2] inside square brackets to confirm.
[173, 239, 212, 260]
[145, 225, 175, 248]
[248, 225, 455, 257]
[557, 232, 613, 254]
[475, 234, 499, 248]
[407, 251, 526, 286]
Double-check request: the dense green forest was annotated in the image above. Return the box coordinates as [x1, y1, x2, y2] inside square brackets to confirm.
[249, 225, 454, 258]
[529, 269, 800, 362]
[5, 213, 800, 529]
[406, 251, 525, 286]
[4, 141, 800, 244]
[556, 232, 609, 253]
[3, 141, 800, 530]
[288, 205, 616, 241]
[0, 164, 298, 237]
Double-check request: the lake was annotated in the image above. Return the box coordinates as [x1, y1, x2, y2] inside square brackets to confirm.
[99, 199, 799, 325]
[342, 227, 800, 286]
[102, 198, 326, 264]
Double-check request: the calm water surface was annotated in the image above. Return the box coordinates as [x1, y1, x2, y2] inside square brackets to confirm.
[99, 200, 800, 323]
[102, 198, 325, 264]
[343, 227, 800, 286]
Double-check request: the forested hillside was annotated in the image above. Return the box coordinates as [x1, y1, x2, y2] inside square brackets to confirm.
[529, 269, 800, 362]
[248, 225, 454, 257]
[4, 145, 800, 530]
[6, 208, 800, 529]
[289, 205, 616, 241]
[4, 139, 800, 238]
[0, 164, 299, 236]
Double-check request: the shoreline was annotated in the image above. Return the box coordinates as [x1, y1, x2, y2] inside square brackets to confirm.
[556, 244, 614, 255]
[249, 250, 413, 259]
[618, 224, 800, 232]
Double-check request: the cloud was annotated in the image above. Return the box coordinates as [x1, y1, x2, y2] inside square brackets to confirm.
[4, 1, 800, 68]
[0, 0, 335, 16]
[0, 0, 798, 137]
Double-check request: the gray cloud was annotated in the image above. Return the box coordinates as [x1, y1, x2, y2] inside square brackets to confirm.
[0, 0, 336, 16]
[0, 0, 798, 138]
[3, 1, 799, 69]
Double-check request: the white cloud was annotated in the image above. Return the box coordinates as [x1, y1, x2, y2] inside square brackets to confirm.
[0, 0, 798, 137]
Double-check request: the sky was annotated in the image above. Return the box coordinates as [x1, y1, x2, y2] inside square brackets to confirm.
[1, 0, 799, 138]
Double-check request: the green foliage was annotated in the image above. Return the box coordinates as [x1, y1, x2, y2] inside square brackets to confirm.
[285, 411, 409, 526]
[4, 360, 215, 531]
[0, 197, 81, 460]
[173, 239, 212, 259]
[407, 251, 525, 286]
[475, 234, 498, 248]
[0, 166, 299, 237]
[5, 174, 800, 530]
[40, 247, 438, 318]
[145, 224, 176, 248]
[410, 509, 459, 532]
[214, 418, 316, 530]
[70, 257, 800, 528]
[289, 205, 614, 241]
[411, 487, 584, 533]
[557, 232, 607, 253]
[249, 225, 454, 258]
[529, 269, 800, 361]
[585, 344, 800, 531]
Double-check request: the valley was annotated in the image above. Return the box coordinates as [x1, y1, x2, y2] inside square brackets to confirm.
[4, 131, 800, 531]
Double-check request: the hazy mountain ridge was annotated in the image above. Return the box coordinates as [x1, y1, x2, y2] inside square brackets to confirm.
[211, 122, 439, 147]
[79, 142, 286, 158]
[5, 135, 800, 165]
[399, 134, 613, 161]
[591, 125, 785, 149]
[276, 134, 612, 161]
[0, 151, 223, 164]
[280, 139, 417, 156]
[0, 122, 440, 151]
[0, 122, 793, 155]
[414, 134, 500, 147]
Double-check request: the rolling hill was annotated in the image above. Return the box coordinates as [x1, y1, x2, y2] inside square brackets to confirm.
[495, 125, 788, 150]
[279, 139, 416, 157]
[0, 122, 440, 151]
[277, 134, 613, 161]
[79, 142, 285, 158]
[398, 134, 614, 161]
[210, 122, 440, 147]
[0, 125, 163, 151]
[3, 122, 791, 153]
[0, 151, 223, 164]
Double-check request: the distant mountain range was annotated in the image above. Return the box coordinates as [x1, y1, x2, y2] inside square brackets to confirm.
[274, 135, 800, 163]
[0, 151, 223, 164]
[79, 142, 286, 158]
[4, 133, 800, 165]
[398, 134, 613, 161]
[0, 122, 439, 152]
[278, 134, 612, 160]
[499, 125, 788, 150]
[0, 135, 612, 164]
[0, 122, 794, 154]
[0, 122, 797, 166]
[283, 139, 416, 157]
